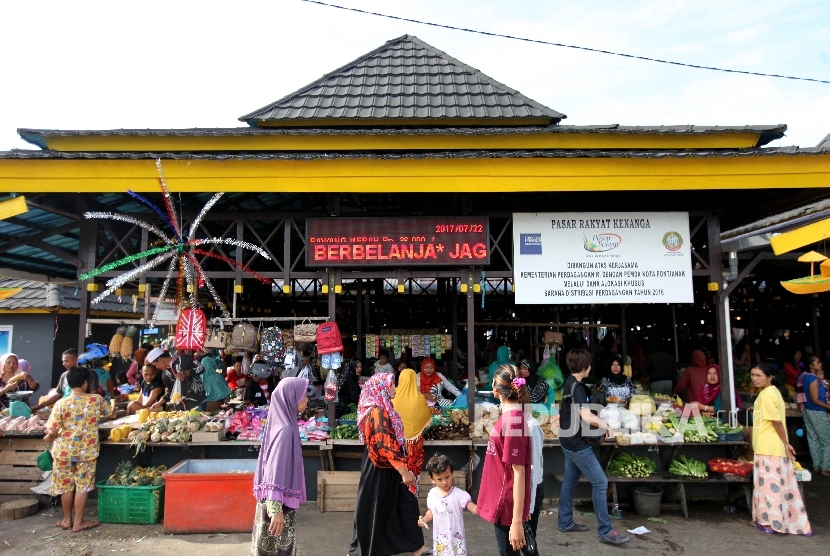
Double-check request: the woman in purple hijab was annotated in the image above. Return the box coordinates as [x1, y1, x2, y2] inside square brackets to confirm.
[251, 377, 308, 556]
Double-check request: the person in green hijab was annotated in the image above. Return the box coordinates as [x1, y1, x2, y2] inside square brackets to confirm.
[488, 345, 516, 377]
[199, 351, 232, 412]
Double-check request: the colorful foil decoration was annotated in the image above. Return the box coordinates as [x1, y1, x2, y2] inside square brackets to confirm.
[82, 159, 273, 320]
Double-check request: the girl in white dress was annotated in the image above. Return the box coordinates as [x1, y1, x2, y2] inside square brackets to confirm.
[418, 453, 478, 556]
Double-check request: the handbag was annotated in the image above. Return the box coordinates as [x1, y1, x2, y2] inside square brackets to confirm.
[294, 319, 317, 343]
[204, 318, 229, 349]
[175, 308, 207, 351]
[231, 322, 258, 352]
[37, 443, 53, 472]
[520, 522, 539, 556]
[315, 321, 343, 355]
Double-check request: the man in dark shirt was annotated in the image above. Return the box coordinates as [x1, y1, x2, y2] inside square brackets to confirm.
[31, 348, 99, 411]
[640, 347, 676, 395]
[558, 349, 628, 545]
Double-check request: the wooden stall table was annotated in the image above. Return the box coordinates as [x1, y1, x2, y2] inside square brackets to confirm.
[0, 434, 45, 504]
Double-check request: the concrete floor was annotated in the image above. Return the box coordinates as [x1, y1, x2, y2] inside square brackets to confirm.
[2, 475, 828, 556]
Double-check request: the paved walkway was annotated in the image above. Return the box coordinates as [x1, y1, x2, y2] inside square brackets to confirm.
[3, 476, 828, 555]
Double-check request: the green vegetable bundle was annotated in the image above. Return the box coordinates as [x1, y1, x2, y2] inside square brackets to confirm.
[340, 412, 357, 421]
[608, 453, 656, 478]
[669, 455, 707, 478]
[682, 429, 716, 443]
[331, 424, 359, 440]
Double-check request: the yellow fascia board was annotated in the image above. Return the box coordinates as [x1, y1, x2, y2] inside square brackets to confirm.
[771, 217, 830, 255]
[0, 308, 53, 314]
[41, 131, 762, 152]
[1, 154, 828, 193]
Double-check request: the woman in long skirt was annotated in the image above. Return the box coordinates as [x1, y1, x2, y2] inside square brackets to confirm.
[348, 373, 430, 556]
[392, 369, 432, 497]
[251, 377, 309, 555]
[749, 363, 812, 536]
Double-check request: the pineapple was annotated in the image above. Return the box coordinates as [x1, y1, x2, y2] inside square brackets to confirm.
[152, 475, 164, 486]
[114, 460, 133, 484]
[109, 428, 123, 442]
[119, 425, 132, 438]
[109, 326, 127, 355]
[106, 474, 118, 486]
[138, 477, 151, 487]
[137, 408, 150, 424]
[120, 326, 137, 359]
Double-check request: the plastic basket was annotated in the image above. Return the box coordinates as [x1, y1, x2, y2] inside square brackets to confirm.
[716, 432, 745, 442]
[96, 481, 164, 524]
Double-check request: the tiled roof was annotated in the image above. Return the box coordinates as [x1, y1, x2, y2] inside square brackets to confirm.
[239, 35, 565, 126]
[0, 277, 147, 313]
[1, 146, 827, 162]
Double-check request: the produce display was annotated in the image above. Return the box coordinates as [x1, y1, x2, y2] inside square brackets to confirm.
[669, 456, 708, 478]
[708, 458, 753, 476]
[339, 412, 357, 421]
[331, 423, 359, 439]
[608, 453, 657, 478]
[425, 409, 471, 440]
[106, 460, 166, 487]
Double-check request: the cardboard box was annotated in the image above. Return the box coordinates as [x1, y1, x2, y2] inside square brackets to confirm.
[190, 426, 225, 443]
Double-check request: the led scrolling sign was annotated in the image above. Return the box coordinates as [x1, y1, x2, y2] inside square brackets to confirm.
[306, 217, 490, 266]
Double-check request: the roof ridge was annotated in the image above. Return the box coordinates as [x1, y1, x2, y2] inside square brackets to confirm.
[239, 35, 564, 125]
[239, 35, 417, 123]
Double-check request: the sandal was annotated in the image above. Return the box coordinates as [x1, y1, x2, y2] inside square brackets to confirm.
[755, 523, 777, 534]
[72, 520, 100, 533]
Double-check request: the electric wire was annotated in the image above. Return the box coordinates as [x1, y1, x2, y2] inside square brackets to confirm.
[299, 0, 830, 85]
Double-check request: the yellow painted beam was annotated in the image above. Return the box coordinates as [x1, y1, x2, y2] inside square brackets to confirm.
[0, 196, 28, 219]
[39, 130, 764, 152]
[0, 154, 828, 193]
[771, 217, 830, 255]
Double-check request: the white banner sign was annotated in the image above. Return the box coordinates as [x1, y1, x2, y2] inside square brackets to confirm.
[513, 212, 694, 304]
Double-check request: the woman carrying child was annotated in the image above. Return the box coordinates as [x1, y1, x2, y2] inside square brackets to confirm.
[419, 453, 477, 556]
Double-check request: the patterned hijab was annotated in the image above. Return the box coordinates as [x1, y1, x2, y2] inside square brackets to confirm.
[357, 373, 405, 448]
[253, 377, 308, 506]
[392, 369, 432, 440]
[699, 364, 722, 406]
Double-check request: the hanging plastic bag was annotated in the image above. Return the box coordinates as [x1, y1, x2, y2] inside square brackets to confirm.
[170, 379, 183, 406]
[538, 358, 565, 391]
[324, 369, 339, 402]
[542, 344, 551, 364]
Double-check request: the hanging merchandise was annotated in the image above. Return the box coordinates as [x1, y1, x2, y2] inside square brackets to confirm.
[294, 319, 317, 343]
[316, 321, 343, 355]
[80, 159, 273, 323]
[231, 322, 258, 352]
[324, 369, 338, 402]
[109, 326, 126, 355]
[175, 308, 207, 351]
[119, 326, 137, 360]
[259, 326, 286, 365]
[204, 318, 230, 349]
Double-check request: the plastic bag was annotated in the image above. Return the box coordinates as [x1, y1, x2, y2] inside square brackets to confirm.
[324, 369, 338, 402]
[538, 358, 565, 391]
[170, 379, 183, 406]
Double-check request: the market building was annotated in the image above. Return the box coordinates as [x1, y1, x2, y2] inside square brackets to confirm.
[1, 34, 829, 513]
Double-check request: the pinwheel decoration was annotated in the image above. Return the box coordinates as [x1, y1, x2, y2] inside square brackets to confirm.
[80, 159, 272, 323]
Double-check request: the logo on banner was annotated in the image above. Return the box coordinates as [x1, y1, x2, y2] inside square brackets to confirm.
[520, 233, 542, 255]
[583, 233, 622, 253]
[662, 231, 684, 252]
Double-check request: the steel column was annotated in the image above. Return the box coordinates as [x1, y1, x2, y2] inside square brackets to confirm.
[708, 215, 734, 413]
[76, 220, 97, 352]
[466, 268, 476, 422]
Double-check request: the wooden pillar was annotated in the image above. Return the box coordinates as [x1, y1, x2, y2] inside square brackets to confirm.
[708, 214, 734, 413]
[77, 220, 97, 352]
[466, 268, 476, 422]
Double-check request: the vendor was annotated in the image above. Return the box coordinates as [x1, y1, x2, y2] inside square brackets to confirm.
[673, 350, 709, 402]
[335, 359, 362, 417]
[0, 353, 39, 410]
[244, 360, 277, 407]
[127, 364, 165, 415]
[598, 356, 634, 405]
[147, 348, 206, 410]
[226, 356, 246, 392]
[32, 348, 99, 411]
[417, 357, 460, 405]
[520, 359, 549, 404]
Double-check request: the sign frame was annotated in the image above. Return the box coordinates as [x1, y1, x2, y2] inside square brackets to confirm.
[305, 217, 491, 267]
